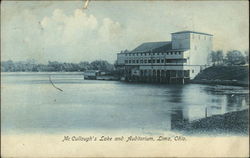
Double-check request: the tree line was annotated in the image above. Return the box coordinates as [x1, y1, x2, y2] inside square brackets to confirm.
[1, 60, 115, 72]
[210, 50, 249, 66]
[1, 50, 248, 72]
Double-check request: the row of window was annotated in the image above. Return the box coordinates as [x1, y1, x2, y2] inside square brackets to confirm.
[124, 59, 187, 64]
[192, 34, 212, 40]
[123, 51, 182, 56]
[139, 70, 191, 77]
[173, 34, 212, 40]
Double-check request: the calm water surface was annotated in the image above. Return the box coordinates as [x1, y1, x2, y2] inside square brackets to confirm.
[1, 72, 249, 134]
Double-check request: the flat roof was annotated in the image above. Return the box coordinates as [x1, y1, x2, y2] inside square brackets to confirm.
[172, 31, 213, 36]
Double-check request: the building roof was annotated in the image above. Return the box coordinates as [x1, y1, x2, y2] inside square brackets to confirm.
[132, 41, 171, 52]
[129, 41, 187, 53]
[172, 31, 213, 36]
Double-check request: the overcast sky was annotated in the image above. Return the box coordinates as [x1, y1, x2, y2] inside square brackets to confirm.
[1, 1, 249, 63]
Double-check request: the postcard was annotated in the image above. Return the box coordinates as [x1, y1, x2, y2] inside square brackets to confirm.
[1, 0, 249, 157]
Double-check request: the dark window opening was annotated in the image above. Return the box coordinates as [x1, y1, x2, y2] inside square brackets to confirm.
[165, 59, 171, 63]
[184, 70, 190, 77]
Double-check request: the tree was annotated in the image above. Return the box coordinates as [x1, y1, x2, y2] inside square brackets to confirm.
[48, 61, 62, 71]
[244, 50, 249, 64]
[79, 61, 90, 71]
[90, 60, 114, 71]
[1, 60, 14, 72]
[225, 50, 246, 65]
[1, 60, 115, 72]
[210, 50, 224, 65]
[216, 50, 224, 65]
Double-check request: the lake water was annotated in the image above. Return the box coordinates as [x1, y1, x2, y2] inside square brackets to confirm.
[1, 72, 249, 134]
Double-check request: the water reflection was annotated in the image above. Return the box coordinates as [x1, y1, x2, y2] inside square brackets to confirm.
[226, 94, 248, 112]
[164, 85, 188, 130]
[167, 85, 184, 103]
[169, 85, 249, 130]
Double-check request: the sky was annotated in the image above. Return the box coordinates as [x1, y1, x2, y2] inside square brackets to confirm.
[1, 1, 249, 63]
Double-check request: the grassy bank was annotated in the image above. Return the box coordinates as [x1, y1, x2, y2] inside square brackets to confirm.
[180, 109, 249, 135]
[192, 65, 249, 86]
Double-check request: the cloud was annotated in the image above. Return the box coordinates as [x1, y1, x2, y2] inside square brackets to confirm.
[98, 18, 123, 41]
[40, 9, 98, 46]
[1, 1, 248, 63]
[2, 8, 127, 63]
[39, 9, 123, 62]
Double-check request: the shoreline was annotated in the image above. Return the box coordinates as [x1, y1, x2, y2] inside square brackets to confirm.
[190, 79, 249, 87]
[192, 65, 249, 87]
[2, 71, 249, 87]
[179, 109, 249, 135]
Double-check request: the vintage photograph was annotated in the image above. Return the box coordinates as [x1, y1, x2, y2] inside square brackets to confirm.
[1, 0, 249, 157]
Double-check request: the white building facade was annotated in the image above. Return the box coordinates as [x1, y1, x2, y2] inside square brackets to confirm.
[116, 31, 213, 83]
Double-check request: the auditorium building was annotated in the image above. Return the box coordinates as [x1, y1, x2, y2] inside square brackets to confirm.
[116, 31, 213, 83]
